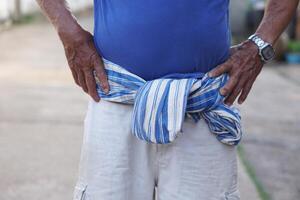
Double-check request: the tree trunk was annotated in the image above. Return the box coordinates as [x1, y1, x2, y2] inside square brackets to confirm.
[13, 0, 21, 22]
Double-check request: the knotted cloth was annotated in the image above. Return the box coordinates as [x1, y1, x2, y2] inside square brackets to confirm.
[95, 59, 242, 145]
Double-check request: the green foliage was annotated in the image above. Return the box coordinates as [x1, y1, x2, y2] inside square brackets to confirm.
[13, 13, 39, 25]
[287, 40, 300, 53]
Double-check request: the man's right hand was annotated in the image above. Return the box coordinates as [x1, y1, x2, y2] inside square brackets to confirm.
[36, 0, 109, 102]
[60, 29, 110, 102]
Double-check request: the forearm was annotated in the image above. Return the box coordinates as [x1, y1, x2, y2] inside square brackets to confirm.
[36, 0, 86, 43]
[255, 0, 299, 45]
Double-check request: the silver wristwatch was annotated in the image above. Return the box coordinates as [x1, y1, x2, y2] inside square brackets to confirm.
[248, 34, 275, 62]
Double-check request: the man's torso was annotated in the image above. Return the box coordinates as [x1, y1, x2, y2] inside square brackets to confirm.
[93, 0, 231, 80]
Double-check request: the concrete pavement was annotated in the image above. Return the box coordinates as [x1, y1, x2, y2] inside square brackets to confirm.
[0, 17, 262, 200]
[241, 63, 300, 200]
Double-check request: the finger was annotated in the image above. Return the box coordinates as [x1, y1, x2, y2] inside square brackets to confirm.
[84, 69, 100, 102]
[238, 79, 254, 104]
[67, 60, 80, 86]
[93, 57, 110, 94]
[77, 69, 88, 93]
[209, 63, 231, 77]
[220, 73, 239, 96]
[224, 78, 247, 106]
[70, 68, 80, 86]
[237, 62, 262, 104]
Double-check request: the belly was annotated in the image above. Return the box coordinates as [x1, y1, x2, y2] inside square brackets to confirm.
[94, 0, 231, 80]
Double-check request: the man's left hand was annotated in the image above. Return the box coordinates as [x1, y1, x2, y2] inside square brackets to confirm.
[209, 40, 264, 106]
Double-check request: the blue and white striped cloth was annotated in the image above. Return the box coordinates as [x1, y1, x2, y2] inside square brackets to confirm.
[95, 59, 242, 146]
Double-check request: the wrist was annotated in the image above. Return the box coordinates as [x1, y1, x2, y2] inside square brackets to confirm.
[58, 23, 92, 47]
[254, 31, 276, 46]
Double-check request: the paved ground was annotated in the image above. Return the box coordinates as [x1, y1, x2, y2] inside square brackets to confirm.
[1, 15, 298, 200]
[0, 19, 89, 200]
[241, 63, 300, 200]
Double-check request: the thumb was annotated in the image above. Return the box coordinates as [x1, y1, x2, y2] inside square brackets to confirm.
[93, 57, 110, 94]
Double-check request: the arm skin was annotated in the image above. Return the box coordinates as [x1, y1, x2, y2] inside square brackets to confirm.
[209, 0, 299, 106]
[36, 0, 109, 102]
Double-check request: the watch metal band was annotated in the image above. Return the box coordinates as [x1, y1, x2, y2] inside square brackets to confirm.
[248, 34, 271, 49]
[248, 34, 274, 62]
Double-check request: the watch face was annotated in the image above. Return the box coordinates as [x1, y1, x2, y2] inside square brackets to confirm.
[261, 45, 275, 61]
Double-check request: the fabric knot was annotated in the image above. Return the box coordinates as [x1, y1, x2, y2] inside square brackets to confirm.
[95, 58, 242, 145]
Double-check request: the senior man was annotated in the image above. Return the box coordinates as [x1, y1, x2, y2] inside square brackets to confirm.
[37, 0, 298, 199]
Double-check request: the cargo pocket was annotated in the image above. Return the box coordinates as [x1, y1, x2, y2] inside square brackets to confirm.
[224, 190, 240, 200]
[73, 183, 88, 200]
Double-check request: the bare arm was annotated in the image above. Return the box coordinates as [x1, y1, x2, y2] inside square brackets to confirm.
[256, 0, 299, 45]
[209, 0, 299, 105]
[36, 0, 109, 102]
[36, 0, 80, 38]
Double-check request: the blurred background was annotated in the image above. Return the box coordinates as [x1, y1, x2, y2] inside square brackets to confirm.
[0, 0, 299, 200]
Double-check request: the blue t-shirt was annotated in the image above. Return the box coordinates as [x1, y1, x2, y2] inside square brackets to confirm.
[93, 0, 231, 80]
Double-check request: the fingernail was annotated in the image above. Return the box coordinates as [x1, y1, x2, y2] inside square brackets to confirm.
[226, 102, 232, 106]
[220, 89, 226, 96]
[104, 88, 109, 94]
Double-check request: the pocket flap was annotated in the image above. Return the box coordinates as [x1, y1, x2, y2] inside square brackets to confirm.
[225, 190, 240, 200]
